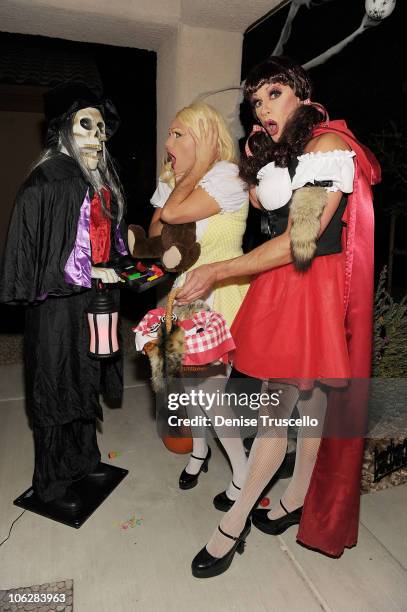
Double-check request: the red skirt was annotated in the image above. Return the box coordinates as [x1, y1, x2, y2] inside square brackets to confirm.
[231, 252, 351, 388]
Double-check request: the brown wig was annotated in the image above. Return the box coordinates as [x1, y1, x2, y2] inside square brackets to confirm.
[240, 57, 326, 186]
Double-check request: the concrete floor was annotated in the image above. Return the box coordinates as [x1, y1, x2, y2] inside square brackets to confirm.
[0, 359, 406, 612]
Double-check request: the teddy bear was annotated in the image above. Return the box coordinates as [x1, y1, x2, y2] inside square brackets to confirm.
[128, 222, 201, 273]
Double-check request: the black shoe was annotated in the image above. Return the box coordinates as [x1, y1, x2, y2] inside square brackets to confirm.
[191, 519, 251, 578]
[213, 481, 241, 511]
[252, 500, 302, 535]
[179, 447, 211, 490]
[243, 436, 255, 455]
[46, 489, 83, 514]
[244, 438, 296, 480]
[277, 451, 296, 479]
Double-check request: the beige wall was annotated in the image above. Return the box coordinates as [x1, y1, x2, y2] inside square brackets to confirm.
[0, 111, 44, 254]
[156, 24, 243, 173]
[156, 26, 180, 174]
[0, 1, 285, 181]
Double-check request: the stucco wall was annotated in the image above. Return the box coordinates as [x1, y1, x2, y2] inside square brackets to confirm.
[156, 24, 243, 172]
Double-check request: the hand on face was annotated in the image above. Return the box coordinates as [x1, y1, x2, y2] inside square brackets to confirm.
[165, 119, 196, 176]
[251, 83, 301, 142]
[175, 264, 218, 304]
[188, 119, 220, 170]
[165, 116, 220, 179]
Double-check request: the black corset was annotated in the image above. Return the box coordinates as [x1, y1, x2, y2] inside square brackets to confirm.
[261, 202, 290, 239]
[260, 161, 348, 257]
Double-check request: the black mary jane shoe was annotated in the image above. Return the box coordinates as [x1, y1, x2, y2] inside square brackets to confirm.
[213, 481, 241, 512]
[179, 447, 211, 490]
[252, 500, 302, 535]
[244, 438, 296, 479]
[191, 519, 251, 579]
[277, 451, 296, 479]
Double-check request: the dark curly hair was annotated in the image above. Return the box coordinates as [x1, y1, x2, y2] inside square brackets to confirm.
[240, 57, 325, 186]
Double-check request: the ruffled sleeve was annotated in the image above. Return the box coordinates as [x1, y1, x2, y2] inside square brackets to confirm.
[198, 161, 248, 213]
[150, 179, 172, 208]
[292, 149, 356, 193]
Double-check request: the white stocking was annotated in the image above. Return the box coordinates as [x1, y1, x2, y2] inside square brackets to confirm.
[183, 392, 208, 476]
[203, 376, 248, 499]
[206, 383, 300, 558]
[184, 376, 248, 494]
[268, 386, 327, 519]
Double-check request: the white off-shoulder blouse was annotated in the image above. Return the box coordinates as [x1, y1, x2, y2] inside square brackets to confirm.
[255, 149, 356, 212]
[151, 161, 248, 239]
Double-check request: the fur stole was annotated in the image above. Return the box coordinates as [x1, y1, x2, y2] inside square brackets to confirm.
[289, 186, 328, 271]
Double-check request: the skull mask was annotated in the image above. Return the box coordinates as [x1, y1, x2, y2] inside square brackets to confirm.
[72, 107, 107, 171]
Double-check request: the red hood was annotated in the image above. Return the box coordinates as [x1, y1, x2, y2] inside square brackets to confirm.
[313, 119, 381, 186]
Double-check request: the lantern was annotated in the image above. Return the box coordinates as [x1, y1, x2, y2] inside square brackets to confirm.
[86, 280, 120, 359]
[365, 0, 396, 21]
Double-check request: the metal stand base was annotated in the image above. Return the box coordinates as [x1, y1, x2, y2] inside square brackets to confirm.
[13, 462, 128, 528]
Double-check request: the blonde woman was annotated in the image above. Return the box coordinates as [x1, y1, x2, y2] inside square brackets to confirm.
[140, 102, 250, 509]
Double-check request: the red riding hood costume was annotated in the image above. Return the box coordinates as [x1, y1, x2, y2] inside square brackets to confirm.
[231, 120, 381, 556]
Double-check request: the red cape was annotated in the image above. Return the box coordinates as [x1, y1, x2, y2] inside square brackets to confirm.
[296, 121, 381, 556]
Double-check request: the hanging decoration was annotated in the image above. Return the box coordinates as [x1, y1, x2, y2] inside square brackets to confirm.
[195, 0, 397, 140]
[365, 0, 397, 21]
[304, 0, 397, 69]
[272, 0, 336, 56]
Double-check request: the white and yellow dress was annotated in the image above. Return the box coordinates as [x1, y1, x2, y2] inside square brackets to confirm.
[151, 160, 250, 327]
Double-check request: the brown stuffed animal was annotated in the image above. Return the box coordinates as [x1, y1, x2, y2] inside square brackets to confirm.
[128, 223, 201, 273]
[145, 295, 210, 393]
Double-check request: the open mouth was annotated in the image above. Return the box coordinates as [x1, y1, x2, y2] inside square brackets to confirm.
[82, 144, 102, 150]
[81, 145, 102, 159]
[264, 120, 278, 137]
[167, 152, 176, 168]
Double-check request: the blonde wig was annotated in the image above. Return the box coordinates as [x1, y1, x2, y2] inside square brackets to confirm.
[160, 102, 236, 187]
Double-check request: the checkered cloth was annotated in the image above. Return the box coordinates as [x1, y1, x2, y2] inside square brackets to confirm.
[133, 307, 236, 366]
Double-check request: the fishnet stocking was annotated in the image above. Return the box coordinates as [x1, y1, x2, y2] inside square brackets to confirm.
[206, 383, 300, 558]
[269, 386, 327, 519]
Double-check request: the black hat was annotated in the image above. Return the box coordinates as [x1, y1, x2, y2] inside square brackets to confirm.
[43, 82, 120, 140]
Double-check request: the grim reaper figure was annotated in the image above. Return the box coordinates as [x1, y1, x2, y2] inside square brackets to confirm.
[0, 83, 128, 512]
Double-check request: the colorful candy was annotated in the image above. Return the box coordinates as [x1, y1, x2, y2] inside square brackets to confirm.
[136, 262, 147, 272]
[108, 451, 122, 459]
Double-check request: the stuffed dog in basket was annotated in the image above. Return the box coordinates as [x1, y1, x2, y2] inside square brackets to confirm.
[144, 300, 210, 393]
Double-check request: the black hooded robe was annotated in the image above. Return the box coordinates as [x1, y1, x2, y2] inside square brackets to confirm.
[0, 154, 125, 501]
